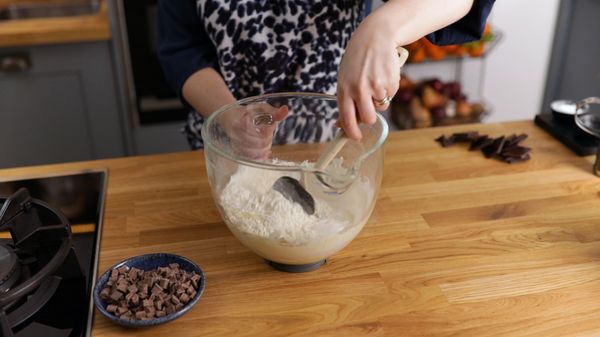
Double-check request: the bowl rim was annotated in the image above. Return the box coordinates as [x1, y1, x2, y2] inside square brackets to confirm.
[93, 253, 205, 328]
[201, 92, 389, 174]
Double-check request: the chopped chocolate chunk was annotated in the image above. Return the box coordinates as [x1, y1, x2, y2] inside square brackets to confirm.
[186, 286, 195, 296]
[156, 310, 166, 318]
[109, 290, 123, 302]
[171, 295, 181, 306]
[143, 298, 153, 308]
[127, 268, 139, 281]
[135, 311, 147, 320]
[159, 278, 170, 289]
[131, 293, 140, 306]
[180, 293, 190, 304]
[100, 287, 110, 300]
[151, 284, 164, 295]
[176, 286, 185, 296]
[116, 306, 129, 315]
[165, 303, 176, 315]
[116, 281, 128, 293]
[145, 306, 156, 315]
[106, 304, 118, 313]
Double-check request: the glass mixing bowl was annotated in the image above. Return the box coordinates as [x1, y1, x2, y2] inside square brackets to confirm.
[201, 93, 388, 272]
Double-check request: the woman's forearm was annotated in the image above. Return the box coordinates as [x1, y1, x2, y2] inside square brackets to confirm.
[367, 0, 475, 47]
[182, 67, 236, 118]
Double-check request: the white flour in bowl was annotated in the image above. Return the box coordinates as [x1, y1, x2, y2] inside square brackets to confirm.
[218, 163, 373, 264]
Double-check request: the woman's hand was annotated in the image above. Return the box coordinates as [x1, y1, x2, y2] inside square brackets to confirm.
[221, 104, 289, 160]
[337, 19, 401, 140]
[337, 0, 475, 140]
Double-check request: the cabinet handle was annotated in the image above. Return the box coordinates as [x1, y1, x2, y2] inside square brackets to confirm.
[0, 53, 31, 72]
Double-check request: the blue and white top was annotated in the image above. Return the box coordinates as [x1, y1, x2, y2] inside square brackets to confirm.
[158, 0, 495, 149]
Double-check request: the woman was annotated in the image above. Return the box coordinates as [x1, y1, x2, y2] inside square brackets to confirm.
[158, 0, 494, 150]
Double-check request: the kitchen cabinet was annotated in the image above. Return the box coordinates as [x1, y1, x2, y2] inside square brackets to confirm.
[0, 41, 127, 168]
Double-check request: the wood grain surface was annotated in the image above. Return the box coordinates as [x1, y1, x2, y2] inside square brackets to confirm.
[1, 120, 599, 337]
[0, 0, 109, 47]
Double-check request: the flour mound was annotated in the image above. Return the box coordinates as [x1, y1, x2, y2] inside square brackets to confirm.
[219, 164, 350, 246]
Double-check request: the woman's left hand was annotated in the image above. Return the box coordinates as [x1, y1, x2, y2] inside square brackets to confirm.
[337, 19, 401, 140]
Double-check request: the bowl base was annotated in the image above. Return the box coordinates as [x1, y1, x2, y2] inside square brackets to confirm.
[266, 259, 326, 273]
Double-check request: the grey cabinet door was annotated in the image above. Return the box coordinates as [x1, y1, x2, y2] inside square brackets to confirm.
[0, 72, 94, 167]
[0, 42, 126, 169]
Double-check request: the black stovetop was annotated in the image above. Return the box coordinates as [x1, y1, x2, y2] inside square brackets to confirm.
[0, 170, 107, 337]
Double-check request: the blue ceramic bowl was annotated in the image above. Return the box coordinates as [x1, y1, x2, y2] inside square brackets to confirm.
[93, 253, 205, 328]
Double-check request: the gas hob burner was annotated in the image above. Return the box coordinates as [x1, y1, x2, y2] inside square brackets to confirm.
[0, 244, 20, 292]
[0, 187, 85, 337]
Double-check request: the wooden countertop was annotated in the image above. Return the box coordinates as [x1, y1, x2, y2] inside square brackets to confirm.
[2, 120, 600, 337]
[0, 0, 110, 48]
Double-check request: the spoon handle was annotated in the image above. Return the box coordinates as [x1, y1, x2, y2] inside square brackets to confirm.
[314, 130, 349, 171]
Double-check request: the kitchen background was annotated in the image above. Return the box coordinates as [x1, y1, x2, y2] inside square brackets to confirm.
[0, 0, 598, 169]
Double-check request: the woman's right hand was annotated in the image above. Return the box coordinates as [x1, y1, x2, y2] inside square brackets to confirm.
[221, 103, 289, 160]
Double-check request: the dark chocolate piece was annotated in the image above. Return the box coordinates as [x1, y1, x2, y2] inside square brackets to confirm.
[109, 290, 123, 302]
[435, 135, 456, 147]
[452, 131, 479, 142]
[469, 135, 493, 151]
[482, 136, 505, 158]
[506, 133, 528, 147]
[501, 146, 531, 158]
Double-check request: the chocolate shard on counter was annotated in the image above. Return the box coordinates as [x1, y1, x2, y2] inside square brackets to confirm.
[501, 146, 531, 158]
[435, 135, 456, 147]
[469, 135, 493, 151]
[505, 133, 528, 147]
[437, 131, 532, 164]
[482, 136, 505, 158]
[452, 131, 479, 142]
